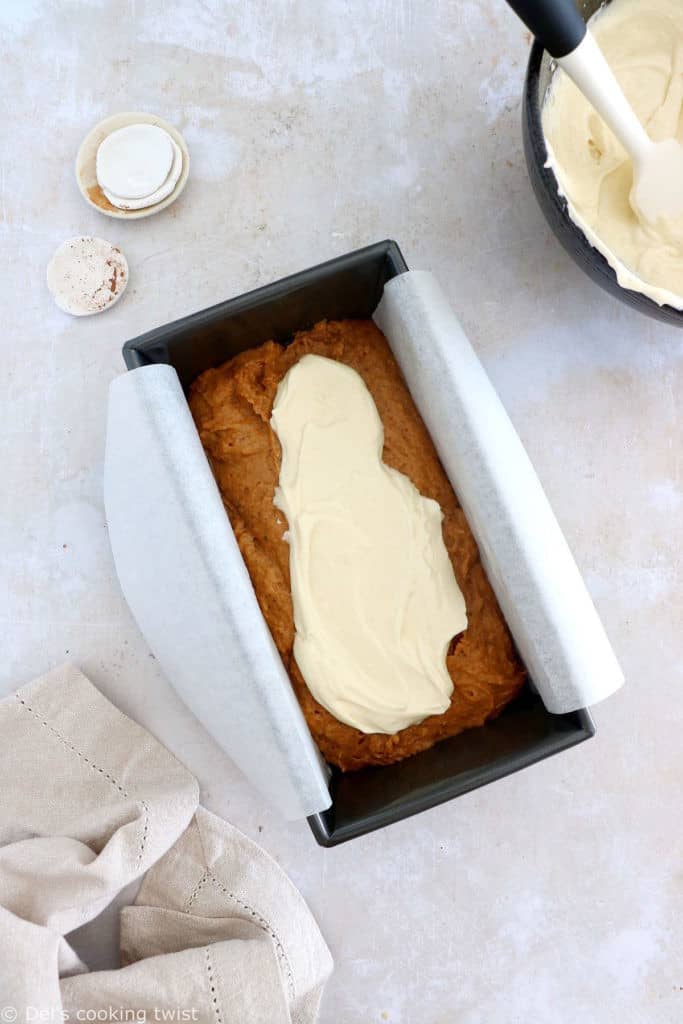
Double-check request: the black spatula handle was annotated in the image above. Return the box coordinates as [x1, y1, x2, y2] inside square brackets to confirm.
[505, 0, 586, 58]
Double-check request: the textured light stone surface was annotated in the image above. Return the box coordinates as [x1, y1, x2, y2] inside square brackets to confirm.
[1, 2, 681, 1021]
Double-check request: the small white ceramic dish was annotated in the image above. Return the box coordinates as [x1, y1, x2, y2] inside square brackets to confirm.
[47, 236, 129, 315]
[76, 112, 190, 220]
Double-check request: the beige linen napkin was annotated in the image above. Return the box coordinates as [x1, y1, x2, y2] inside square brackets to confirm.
[0, 664, 332, 1022]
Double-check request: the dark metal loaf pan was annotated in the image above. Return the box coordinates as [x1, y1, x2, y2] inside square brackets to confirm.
[122, 239, 595, 847]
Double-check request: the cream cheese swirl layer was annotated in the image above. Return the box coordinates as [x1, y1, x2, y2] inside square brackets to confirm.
[543, 0, 683, 308]
[270, 353, 467, 735]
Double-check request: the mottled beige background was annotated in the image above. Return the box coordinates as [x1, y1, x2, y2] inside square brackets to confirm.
[1, 1, 681, 1021]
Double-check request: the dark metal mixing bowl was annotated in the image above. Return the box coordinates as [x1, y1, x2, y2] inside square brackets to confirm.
[522, 0, 683, 326]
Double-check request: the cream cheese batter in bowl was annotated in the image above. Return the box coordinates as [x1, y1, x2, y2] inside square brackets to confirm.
[523, 0, 683, 324]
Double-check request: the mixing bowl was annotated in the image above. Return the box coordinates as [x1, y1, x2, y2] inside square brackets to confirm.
[522, 0, 683, 326]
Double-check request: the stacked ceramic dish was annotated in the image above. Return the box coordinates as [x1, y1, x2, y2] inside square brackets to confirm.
[75, 111, 189, 221]
[96, 123, 183, 212]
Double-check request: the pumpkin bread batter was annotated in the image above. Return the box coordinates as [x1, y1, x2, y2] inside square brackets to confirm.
[189, 320, 526, 771]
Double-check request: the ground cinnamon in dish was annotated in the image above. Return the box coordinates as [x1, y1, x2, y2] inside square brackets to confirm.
[189, 320, 526, 771]
[87, 184, 123, 214]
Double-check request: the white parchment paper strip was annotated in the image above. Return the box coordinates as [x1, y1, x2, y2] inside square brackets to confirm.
[375, 270, 624, 713]
[104, 364, 331, 819]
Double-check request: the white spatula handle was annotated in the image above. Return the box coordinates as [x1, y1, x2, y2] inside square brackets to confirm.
[558, 32, 652, 164]
[505, 0, 652, 164]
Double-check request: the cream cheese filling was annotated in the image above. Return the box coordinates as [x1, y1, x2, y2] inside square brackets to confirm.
[270, 354, 467, 736]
